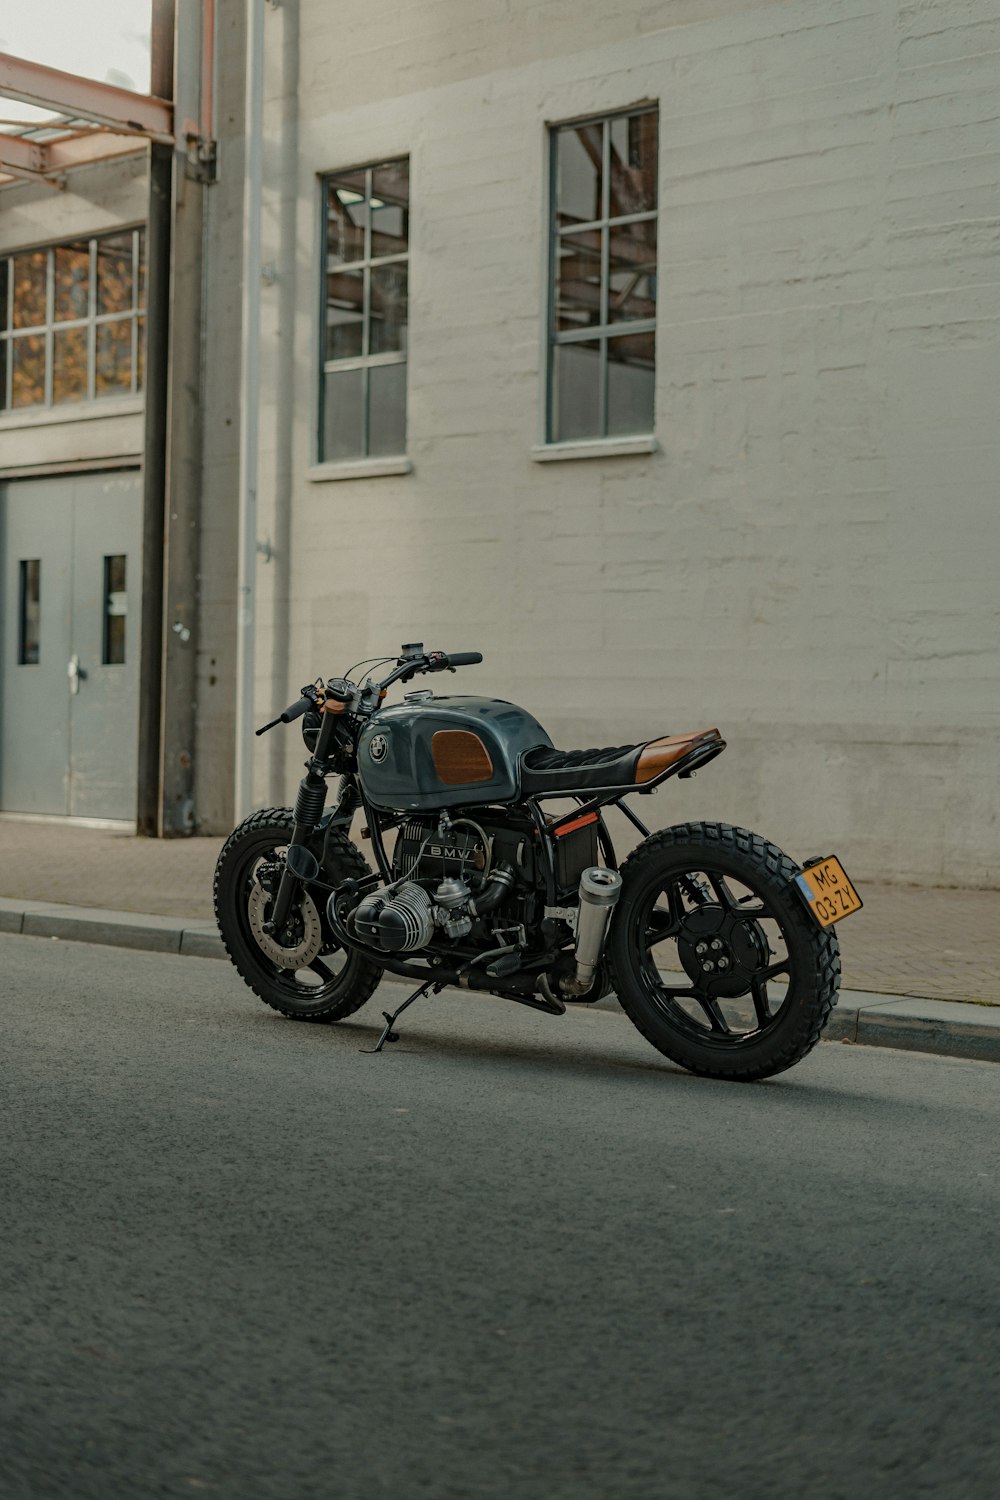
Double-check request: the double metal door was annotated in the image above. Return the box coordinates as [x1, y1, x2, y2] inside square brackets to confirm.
[0, 472, 141, 819]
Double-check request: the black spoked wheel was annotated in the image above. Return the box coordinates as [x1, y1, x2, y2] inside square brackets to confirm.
[608, 822, 840, 1081]
[214, 808, 384, 1022]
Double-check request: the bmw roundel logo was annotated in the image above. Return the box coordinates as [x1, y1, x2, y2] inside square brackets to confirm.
[369, 733, 388, 764]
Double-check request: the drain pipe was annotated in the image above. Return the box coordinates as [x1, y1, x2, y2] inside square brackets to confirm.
[234, 0, 265, 822]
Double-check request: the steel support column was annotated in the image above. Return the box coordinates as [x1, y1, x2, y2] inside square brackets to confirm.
[136, 1, 176, 837]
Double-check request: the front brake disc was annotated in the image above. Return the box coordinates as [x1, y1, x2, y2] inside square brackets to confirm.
[247, 883, 323, 970]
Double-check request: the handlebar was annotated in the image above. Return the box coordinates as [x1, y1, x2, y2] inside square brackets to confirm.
[438, 651, 483, 669]
[254, 650, 483, 735]
[379, 648, 483, 692]
[255, 689, 317, 736]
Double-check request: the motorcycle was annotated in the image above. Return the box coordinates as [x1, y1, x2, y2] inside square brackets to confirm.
[215, 644, 862, 1081]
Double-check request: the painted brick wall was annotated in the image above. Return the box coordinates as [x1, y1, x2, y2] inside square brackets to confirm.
[247, 0, 1000, 885]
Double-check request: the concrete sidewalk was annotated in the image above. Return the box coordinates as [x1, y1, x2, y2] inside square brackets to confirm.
[1, 817, 998, 1063]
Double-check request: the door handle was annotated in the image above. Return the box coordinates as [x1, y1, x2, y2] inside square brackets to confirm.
[68, 654, 88, 694]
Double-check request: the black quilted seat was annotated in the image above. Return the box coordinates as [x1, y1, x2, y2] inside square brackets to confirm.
[519, 727, 724, 797]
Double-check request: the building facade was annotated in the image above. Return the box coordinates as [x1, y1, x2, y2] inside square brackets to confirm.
[1, 0, 998, 885]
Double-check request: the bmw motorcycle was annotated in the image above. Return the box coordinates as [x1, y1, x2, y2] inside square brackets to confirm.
[215, 644, 862, 1081]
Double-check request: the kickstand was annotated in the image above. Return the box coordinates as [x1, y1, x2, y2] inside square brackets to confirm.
[361, 980, 442, 1054]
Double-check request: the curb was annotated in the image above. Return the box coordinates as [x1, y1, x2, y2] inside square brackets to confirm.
[2, 895, 999, 1065]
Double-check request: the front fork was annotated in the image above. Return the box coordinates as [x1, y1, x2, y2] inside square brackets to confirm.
[264, 712, 359, 936]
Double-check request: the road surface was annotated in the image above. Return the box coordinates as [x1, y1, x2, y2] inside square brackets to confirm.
[2, 934, 998, 1498]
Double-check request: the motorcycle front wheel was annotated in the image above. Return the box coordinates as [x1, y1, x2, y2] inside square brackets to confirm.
[214, 807, 384, 1022]
[608, 822, 840, 1081]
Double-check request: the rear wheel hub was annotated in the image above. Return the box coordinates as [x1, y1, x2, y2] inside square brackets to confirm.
[677, 904, 771, 999]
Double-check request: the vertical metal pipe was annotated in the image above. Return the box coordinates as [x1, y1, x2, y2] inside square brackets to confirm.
[200, 0, 215, 145]
[234, 0, 265, 822]
[136, 0, 176, 836]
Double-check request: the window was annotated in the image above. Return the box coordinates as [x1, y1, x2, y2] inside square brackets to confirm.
[0, 229, 146, 413]
[18, 559, 40, 665]
[320, 159, 409, 462]
[102, 555, 127, 665]
[547, 108, 658, 444]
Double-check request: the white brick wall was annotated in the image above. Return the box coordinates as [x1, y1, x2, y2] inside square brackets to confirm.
[251, 0, 1000, 884]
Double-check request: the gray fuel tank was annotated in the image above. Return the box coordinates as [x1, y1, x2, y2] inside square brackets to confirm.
[357, 694, 552, 812]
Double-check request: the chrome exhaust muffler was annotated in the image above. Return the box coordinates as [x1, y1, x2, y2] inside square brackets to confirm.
[561, 866, 622, 996]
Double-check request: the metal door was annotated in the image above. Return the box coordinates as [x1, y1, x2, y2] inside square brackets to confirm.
[0, 471, 141, 819]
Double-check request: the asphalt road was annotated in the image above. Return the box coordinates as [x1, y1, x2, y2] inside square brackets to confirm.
[2, 934, 998, 1500]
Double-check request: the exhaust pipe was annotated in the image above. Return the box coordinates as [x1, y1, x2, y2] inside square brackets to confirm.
[562, 867, 622, 996]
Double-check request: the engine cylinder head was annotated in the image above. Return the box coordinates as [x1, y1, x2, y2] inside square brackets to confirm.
[352, 881, 435, 953]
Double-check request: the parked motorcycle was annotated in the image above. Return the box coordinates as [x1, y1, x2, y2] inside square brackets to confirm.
[215, 644, 862, 1081]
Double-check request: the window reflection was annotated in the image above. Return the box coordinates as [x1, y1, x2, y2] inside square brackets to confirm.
[54, 242, 91, 322]
[370, 263, 407, 354]
[12, 251, 47, 329]
[18, 559, 41, 666]
[103, 555, 127, 665]
[320, 157, 409, 461]
[607, 330, 655, 436]
[325, 269, 365, 360]
[0, 231, 146, 412]
[608, 219, 657, 324]
[53, 325, 89, 403]
[96, 318, 132, 395]
[556, 124, 603, 228]
[96, 233, 134, 316]
[11, 334, 46, 408]
[549, 109, 658, 442]
[327, 172, 367, 266]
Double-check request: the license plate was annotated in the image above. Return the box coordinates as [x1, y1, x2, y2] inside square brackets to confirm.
[795, 856, 863, 928]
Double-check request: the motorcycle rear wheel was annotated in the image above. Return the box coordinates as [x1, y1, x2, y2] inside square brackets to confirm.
[214, 807, 384, 1022]
[608, 822, 840, 1081]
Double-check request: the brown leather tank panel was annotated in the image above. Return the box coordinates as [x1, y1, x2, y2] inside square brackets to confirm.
[432, 730, 495, 785]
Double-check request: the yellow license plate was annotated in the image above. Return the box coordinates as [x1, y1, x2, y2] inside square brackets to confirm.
[795, 856, 863, 928]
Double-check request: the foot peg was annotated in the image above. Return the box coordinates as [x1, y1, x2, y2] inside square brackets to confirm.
[485, 952, 521, 979]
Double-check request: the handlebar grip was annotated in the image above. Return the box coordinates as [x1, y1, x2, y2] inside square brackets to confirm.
[444, 651, 483, 667]
[279, 695, 314, 724]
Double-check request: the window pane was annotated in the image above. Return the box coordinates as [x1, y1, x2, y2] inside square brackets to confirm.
[608, 219, 657, 324]
[325, 268, 364, 360]
[368, 362, 407, 457]
[556, 123, 603, 229]
[371, 160, 409, 259]
[11, 334, 46, 408]
[0, 259, 9, 334]
[53, 242, 90, 321]
[609, 112, 658, 218]
[96, 233, 134, 315]
[137, 231, 146, 310]
[53, 325, 89, 404]
[322, 365, 364, 460]
[103, 555, 127, 665]
[327, 172, 367, 267]
[553, 339, 601, 442]
[370, 263, 407, 355]
[18, 559, 41, 665]
[11, 250, 47, 328]
[95, 318, 132, 395]
[555, 229, 602, 333]
[607, 330, 655, 436]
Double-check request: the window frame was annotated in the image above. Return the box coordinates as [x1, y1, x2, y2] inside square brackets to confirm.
[545, 106, 659, 447]
[317, 158, 410, 466]
[0, 226, 146, 415]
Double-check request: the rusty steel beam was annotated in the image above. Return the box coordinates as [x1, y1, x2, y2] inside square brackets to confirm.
[0, 51, 173, 141]
[0, 130, 64, 186]
[0, 129, 146, 189]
